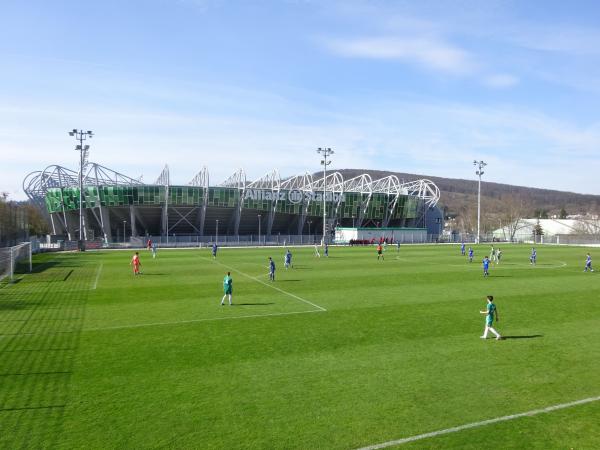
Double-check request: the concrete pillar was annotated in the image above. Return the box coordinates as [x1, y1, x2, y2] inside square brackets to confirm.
[130, 205, 138, 237]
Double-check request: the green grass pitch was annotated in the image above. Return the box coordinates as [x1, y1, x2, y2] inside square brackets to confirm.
[1, 244, 599, 449]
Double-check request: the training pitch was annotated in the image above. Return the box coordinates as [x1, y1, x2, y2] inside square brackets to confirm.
[1, 244, 599, 449]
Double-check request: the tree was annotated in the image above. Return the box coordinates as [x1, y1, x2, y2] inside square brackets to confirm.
[533, 222, 544, 243]
[0, 193, 18, 246]
[456, 204, 476, 235]
[23, 204, 49, 236]
[559, 207, 568, 219]
[500, 194, 530, 242]
[572, 213, 600, 237]
[0, 194, 49, 246]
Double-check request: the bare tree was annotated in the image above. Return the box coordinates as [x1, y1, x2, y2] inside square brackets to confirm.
[456, 204, 476, 235]
[499, 194, 530, 241]
[0, 194, 48, 246]
[572, 215, 600, 237]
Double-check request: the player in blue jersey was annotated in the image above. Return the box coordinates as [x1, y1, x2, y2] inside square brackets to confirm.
[212, 243, 218, 259]
[584, 253, 594, 272]
[268, 257, 276, 281]
[483, 256, 490, 277]
[460, 242, 466, 256]
[480, 295, 502, 340]
[468, 247, 474, 263]
[220, 272, 233, 306]
[284, 249, 292, 269]
[530, 247, 537, 265]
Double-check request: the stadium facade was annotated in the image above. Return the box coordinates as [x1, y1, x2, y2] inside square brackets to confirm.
[23, 163, 443, 242]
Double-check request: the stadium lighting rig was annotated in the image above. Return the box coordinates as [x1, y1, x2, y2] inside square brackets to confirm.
[473, 160, 487, 244]
[317, 147, 334, 244]
[69, 129, 93, 250]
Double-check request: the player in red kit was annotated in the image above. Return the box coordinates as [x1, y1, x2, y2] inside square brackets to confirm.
[131, 252, 142, 275]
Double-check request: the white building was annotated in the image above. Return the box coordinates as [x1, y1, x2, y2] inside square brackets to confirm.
[493, 218, 596, 242]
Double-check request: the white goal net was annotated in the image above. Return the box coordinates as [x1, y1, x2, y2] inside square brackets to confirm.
[0, 242, 32, 282]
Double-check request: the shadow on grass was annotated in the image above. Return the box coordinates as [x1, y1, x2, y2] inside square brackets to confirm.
[502, 335, 543, 340]
[139, 273, 167, 276]
[278, 279, 301, 282]
[31, 261, 61, 273]
[0, 301, 28, 311]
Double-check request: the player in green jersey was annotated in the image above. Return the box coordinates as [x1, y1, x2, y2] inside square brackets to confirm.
[221, 272, 233, 306]
[480, 295, 502, 340]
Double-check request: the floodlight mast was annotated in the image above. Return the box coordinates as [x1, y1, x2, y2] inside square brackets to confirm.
[473, 160, 487, 244]
[317, 147, 334, 245]
[70, 129, 93, 250]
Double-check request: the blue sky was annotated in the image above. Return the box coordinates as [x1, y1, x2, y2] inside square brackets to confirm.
[2, 0, 600, 199]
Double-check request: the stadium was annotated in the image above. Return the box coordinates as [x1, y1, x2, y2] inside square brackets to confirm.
[23, 162, 443, 243]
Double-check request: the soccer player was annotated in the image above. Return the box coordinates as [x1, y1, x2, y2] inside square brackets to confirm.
[268, 257, 276, 281]
[151, 242, 157, 259]
[212, 243, 218, 259]
[377, 243, 384, 260]
[324, 243, 329, 257]
[490, 245, 496, 263]
[460, 242, 466, 256]
[530, 247, 537, 265]
[284, 249, 292, 269]
[584, 253, 594, 272]
[397, 241, 401, 253]
[482, 256, 490, 277]
[480, 295, 502, 340]
[146, 239, 152, 251]
[314, 244, 321, 258]
[496, 248, 502, 264]
[130, 251, 141, 275]
[468, 247, 474, 263]
[221, 271, 233, 306]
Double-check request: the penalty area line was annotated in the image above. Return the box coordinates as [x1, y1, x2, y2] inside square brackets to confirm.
[356, 395, 600, 450]
[91, 262, 103, 290]
[211, 259, 327, 312]
[82, 310, 323, 332]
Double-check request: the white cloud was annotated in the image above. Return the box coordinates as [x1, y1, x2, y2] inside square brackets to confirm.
[323, 35, 475, 75]
[3, 72, 600, 200]
[482, 73, 519, 88]
[506, 24, 600, 57]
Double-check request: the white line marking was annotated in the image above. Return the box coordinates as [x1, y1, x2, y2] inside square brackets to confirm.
[356, 395, 600, 449]
[212, 259, 327, 312]
[448, 260, 568, 269]
[82, 310, 324, 332]
[91, 262, 103, 290]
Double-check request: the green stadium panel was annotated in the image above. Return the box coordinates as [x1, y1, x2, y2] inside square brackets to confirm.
[24, 164, 443, 240]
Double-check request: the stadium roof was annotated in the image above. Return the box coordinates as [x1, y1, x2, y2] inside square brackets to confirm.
[24, 162, 440, 207]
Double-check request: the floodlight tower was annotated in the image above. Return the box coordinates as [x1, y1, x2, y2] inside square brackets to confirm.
[473, 160, 487, 244]
[317, 147, 334, 245]
[69, 129, 93, 250]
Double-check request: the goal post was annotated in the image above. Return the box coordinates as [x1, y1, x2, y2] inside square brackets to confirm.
[0, 242, 32, 282]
